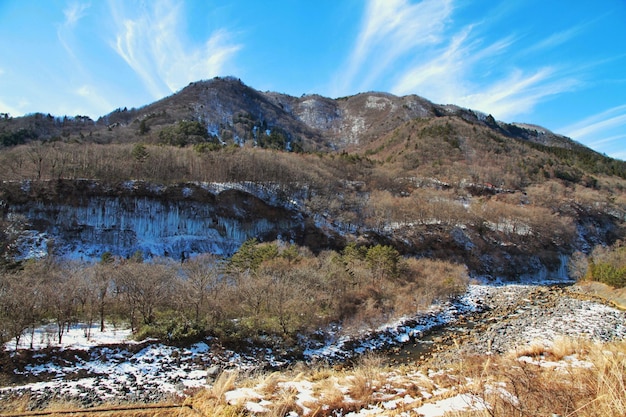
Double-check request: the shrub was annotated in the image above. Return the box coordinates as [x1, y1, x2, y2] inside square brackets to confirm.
[131, 143, 149, 161]
[590, 262, 626, 288]
[586, 243, 626, 288]
[159, 120, 213, 147]
[134, 311, 205, 343]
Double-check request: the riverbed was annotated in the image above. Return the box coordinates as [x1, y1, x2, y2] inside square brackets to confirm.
[1, 282, 624, 408]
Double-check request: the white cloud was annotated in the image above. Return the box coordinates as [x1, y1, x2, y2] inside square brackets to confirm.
[453, 68, 579, 120]
[559, 105, 626, 159]
[588, 133, 626, 149]
[63, 2, 90, 27]
[561, 104, 626, 140]
[611, 150, 626, 160]
[109, 0, 241, 99]
[521, 24, 586, 56]
[58, 2, 91, 63]
[0, 98, 22, 117]
[340, 0, 582, 121]
[336, 0, 453, 94]
[390, 22, 579, 119]
[75, 85, 114, 116]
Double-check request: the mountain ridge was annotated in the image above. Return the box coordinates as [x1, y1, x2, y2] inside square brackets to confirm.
[0, 76, 625, 279]
[1, 76, 583, 154]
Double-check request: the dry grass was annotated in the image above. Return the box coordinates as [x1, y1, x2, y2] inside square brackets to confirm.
[509, 340, 548, 359]
[508, 336, 587, 362]
[5, 338, 624, 417]
[266, 386, 299, 417]
[187, 339, 624, 416]
[183, 370, 245, 417]
[549, 336, 587, 361]
[450, 338, 626, 417]
[346, 352, 386, 404]
[0, 394, 31, 414]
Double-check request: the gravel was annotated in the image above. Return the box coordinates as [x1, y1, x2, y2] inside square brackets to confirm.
[2, 282, 625, 409]
[434, 284, 626, 357]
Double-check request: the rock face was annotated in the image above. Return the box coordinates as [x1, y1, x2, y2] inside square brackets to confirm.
[117, 78, 445, 151]
[0, 177, 611, 278]
[1, 180, 328, 260]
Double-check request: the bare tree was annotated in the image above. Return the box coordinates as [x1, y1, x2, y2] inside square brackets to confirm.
[115, 259, 175, 330]
[26, 141, 47, 180]
[45, 262, 81, 344]
[179, 254, 223, 325]
[0, 271, 39, 349]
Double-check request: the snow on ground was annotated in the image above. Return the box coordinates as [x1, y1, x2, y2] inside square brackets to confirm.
[1, 341, 215, 404]
[222, 366, 493, 416]
[412, 394, 488, 417]
[303, 284, 489, 361]
[520, 299, 626, 346]
[2, 282, 625, 415]
[6, 323, 133, 351]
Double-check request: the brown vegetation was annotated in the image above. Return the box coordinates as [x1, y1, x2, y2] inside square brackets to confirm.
[568, 241, 626, 291]
[1, 78, 626, 417]
[452, 338, 626, 417]
[0, 240, 468, 351]
[9, 338, 623, 417]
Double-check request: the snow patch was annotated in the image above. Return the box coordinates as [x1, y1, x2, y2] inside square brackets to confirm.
[6, 323, 133, 351]
[413, 393, 488, 417]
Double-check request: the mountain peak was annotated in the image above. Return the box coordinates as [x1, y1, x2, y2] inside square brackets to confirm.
[0, 76, 604, 155]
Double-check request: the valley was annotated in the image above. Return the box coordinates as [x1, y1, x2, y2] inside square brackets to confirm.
[0, 280, 624, 415]
[1, 77, 625, 415]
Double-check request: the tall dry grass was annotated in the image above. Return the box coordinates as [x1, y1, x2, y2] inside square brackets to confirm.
[6, 338, 624, 416]
[452, 338, 626, 417]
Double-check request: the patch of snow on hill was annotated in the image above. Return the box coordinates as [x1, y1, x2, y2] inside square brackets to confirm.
[6, 323, 133, 351]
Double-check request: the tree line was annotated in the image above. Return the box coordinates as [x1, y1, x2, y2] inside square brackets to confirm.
[0, 240, 468, 351]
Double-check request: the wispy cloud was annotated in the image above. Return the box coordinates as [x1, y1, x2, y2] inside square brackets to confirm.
[109, 0, 241, 99]
[75, 85, 113, 115]
[63, 2, 90, 27]
[588, 133, 626, 149]
[521, 24, 587, 55]
[391, 26, 515, 103]
[559, 105, 626, 159]
[336, 0, 453, 94]
[0, 98, 22, 117]
[453, 68, 579, 120]
[340, 0, 582, 121]
[58, 2, 90, 57]
[561, 104, 626, 140]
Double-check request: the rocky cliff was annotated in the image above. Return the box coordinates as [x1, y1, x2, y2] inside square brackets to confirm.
[1, 180, 338, 261]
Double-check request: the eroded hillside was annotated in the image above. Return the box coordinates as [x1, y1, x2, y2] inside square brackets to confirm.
[0, 77, 625, 279]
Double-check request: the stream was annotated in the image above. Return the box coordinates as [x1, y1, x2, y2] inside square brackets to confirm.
[388, 282, 626, 366]
[2, 282, 625, 408]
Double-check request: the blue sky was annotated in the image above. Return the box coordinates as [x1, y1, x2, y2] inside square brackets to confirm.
[0, 0, 625, 160]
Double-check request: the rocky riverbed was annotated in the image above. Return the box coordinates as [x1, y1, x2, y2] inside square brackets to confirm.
[1, 282, 625, 410]
[399, 283, 626, 367]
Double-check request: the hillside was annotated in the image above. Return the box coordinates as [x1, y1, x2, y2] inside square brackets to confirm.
[0, 77, 625, 278]
[0, 77, 625, 280]
[0, 76, 592, 151]
[1, 77, 626, 414]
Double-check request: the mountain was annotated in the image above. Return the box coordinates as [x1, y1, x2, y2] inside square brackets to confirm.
[1, 76, 578, 151]
[0, 77, 625, 279]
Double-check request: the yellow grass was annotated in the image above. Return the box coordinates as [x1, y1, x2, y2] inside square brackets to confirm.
[6, 338, 625, 417]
